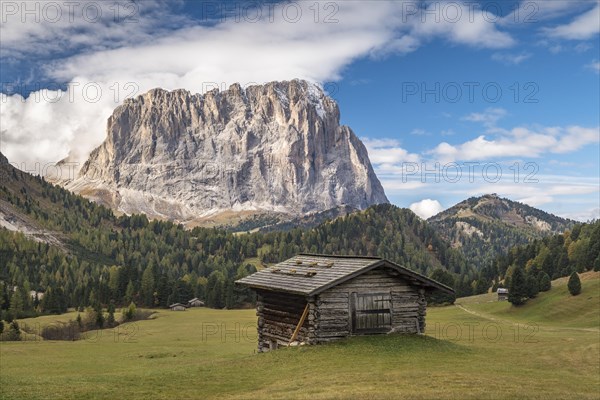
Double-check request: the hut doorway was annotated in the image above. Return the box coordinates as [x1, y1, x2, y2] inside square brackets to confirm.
[351, 292, 392, 334]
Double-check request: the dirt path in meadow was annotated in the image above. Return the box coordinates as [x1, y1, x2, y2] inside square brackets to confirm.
[454, 304, 599, 333]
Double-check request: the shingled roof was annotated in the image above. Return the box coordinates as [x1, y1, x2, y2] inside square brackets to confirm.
[235, 254, 454, 296]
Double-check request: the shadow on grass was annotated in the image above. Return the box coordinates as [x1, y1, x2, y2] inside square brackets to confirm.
[261, 333, 470, 360]
[325, 334, 467, 352]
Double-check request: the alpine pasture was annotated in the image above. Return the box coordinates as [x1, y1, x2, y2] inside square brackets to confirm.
[1, 272, 598, 400]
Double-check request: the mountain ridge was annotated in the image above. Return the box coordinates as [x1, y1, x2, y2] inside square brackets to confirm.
[428, 193, 575, 268]
[54, 79, 388, 226]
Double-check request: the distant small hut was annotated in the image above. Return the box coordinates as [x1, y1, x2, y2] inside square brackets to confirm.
[497, 288, 509, 301]
[169, 303, 188, 311]
[188, 298, 205, 307]
[236, 254, 454, 352]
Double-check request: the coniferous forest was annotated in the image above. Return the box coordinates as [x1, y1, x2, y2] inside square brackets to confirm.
[0, 160, 598, 320]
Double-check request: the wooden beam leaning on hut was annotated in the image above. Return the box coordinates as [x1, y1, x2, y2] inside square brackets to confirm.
[288, 303, 310, 345]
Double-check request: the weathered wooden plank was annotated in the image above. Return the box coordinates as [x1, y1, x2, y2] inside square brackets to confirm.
[316, 330, 351, 338]
[316, 298, 349, 305]
[318, 312, 349, 320]
[318, 292, 349, 299]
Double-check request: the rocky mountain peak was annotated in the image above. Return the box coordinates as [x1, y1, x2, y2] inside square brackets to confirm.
[60, 79, 388, 226]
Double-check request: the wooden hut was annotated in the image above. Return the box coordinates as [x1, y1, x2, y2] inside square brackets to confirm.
[169, 303, 188, 311]
[497, 288, 508, 301]
[188, 298, 205, 307]
[236, 254, 454, 352]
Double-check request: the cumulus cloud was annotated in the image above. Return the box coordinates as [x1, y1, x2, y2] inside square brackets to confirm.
[362, 138, 420, 165]
[544, 4, 600, 40]
[0, 0, 188, 59]
[409, 199, 444, 219]
[1, 0, 517, 167]
[429, 125, 600, 162]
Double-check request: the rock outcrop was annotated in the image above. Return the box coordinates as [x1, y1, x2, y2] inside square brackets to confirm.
[61, 80, 388, 225]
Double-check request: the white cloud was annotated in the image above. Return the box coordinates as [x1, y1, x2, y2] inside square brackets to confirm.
[0, 1, 188, 59]
[491, 52, 532, 65]
[517, 195, 554, 207]
[586, 60, 600, 73]
[544, 4, 600, 40]
[563, 208, 600, 222]
[409, 199, 444, 219]
[410, 128, 430, 136]
[361, 137, 421, 165]
[407, 2, 515, 48]
[458, 181, 599, 201]
[0, 1, 516, 166]
[429, 125, 600, 162]
[502, 0, 596, 25]
[379, 180, 427, 192]
[462, 107, 507, 129]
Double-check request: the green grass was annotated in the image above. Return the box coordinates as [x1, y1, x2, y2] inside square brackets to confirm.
[1, 274, 599, 399]
[458, 271, 600, 328]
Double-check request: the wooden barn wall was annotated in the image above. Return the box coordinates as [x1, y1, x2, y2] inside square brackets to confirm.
[255, 290, 315, 352]
[314, 267, 427, 343]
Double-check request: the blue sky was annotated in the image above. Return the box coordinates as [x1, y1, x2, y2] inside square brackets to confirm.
[1, 0, 599, 220]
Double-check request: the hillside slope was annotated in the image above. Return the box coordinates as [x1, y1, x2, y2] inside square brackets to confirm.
[457, 271, 600, 329]
[428, 194, 575, 268]
[0, 153, 460, 313]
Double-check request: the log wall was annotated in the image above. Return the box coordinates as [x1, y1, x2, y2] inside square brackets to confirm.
[254, 266, 428, 350]
[255, 290, 315, 352]
[314, 267, 426, 343]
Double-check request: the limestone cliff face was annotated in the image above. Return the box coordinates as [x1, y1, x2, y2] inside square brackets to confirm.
[64, 80, 388, 224]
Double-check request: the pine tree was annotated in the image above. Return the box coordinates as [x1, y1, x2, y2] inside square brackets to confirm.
[8, 290, 24, 319]
[0, 320, 4, 334]
[526, 272, 539, 298]
[94, 303, 105, 328]
[125, 281, 135, 304]
[7, 321, 21, 341]
[124, 302, 137, 321]
[539, 272, 552, 292]
[567, 272, 582, 296]
[140, 266, 155, 306]
[106, 302, 116, 327]
[508, 267, 528, 306]
[427, 269, 456, 304]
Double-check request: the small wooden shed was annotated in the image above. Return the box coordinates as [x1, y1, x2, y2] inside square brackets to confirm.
[497, 288, 508, 301]
[236, 254, 454, 352]
[188, 298, 205, 307]
[169, 303, 188, 311]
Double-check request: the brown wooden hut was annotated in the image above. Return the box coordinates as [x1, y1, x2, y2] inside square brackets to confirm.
[236, 254, 454, 352]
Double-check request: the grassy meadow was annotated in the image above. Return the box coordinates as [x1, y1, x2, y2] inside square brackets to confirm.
[1, 272, 598, 399]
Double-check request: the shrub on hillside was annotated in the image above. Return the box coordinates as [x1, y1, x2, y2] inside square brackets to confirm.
[1, 321, 21, 341]
[567, 272, 582, 296]
[41, 321, 81, 341]
[123, 302, 137, 321]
